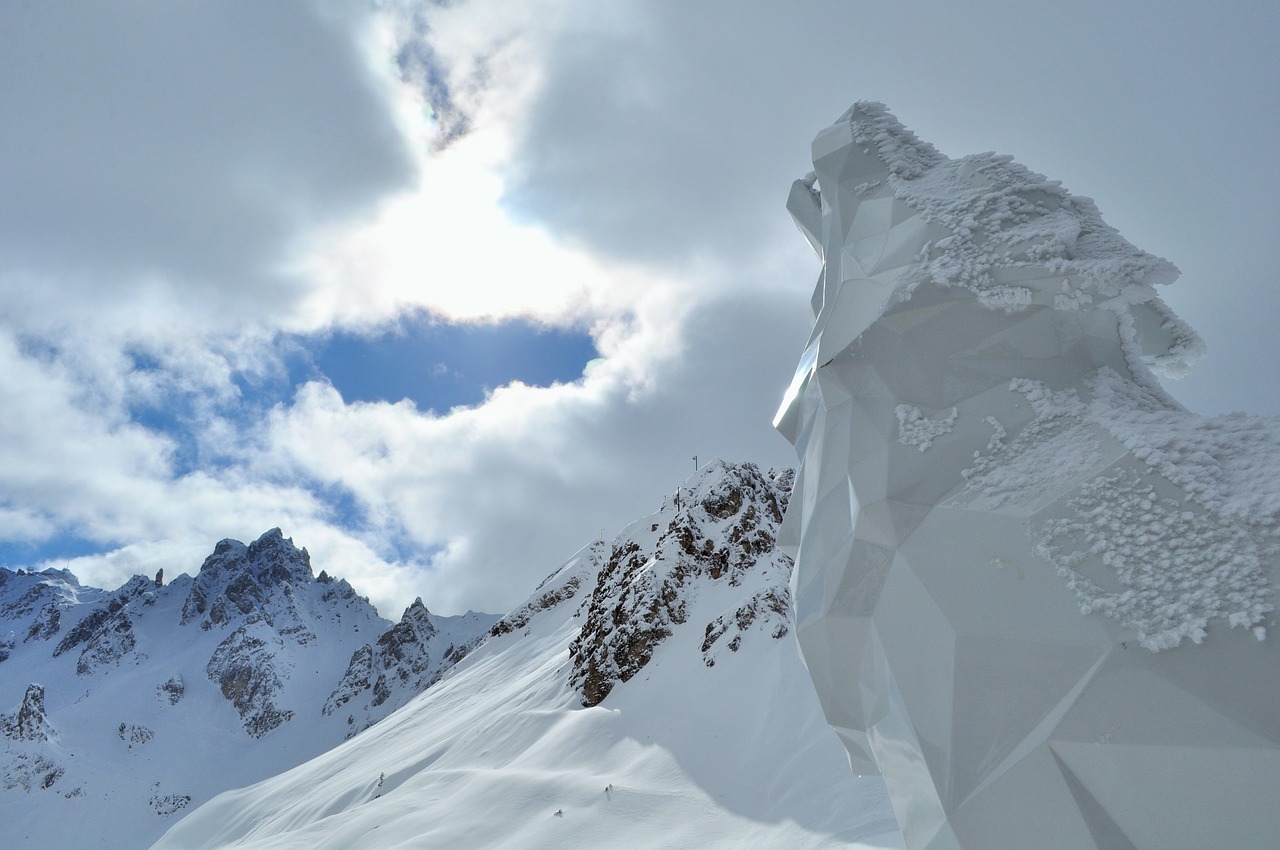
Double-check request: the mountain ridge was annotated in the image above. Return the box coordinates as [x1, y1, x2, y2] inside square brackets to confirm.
[0, 528, 494, 848]
[151, 460, 903, 850]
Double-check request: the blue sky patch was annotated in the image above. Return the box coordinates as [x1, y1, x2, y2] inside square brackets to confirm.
[288, 314, 598, 413]
[0, 533, 106, 573]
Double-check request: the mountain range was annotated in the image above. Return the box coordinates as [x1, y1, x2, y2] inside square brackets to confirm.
[3, 461, 903, 849]
[0, 528, 494, 848]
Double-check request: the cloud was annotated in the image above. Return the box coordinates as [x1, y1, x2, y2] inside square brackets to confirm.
[0, 0, 414, 332]
[253, 286, 809, 613]
[1, 0, 1276, 621]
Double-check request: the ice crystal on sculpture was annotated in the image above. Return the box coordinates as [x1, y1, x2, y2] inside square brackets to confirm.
[776, 102, 1280, 849]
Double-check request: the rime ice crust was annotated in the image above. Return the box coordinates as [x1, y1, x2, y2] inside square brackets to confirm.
[777, 102, 1280, 850]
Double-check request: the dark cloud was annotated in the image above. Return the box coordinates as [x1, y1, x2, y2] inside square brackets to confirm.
[0, 0, 415, 308]
[396, 34, 473, 146]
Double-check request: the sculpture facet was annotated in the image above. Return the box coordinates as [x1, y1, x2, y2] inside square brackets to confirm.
[777, 102, 1280, 850]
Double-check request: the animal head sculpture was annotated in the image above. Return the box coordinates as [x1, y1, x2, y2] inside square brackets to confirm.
[777, 103, 1278, 850]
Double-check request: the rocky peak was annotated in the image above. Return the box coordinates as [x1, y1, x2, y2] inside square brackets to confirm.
[246, 529, 314, 584]
[569, 461, 795, 706]
[322, 597, 496, 735]
[676, 459, 792, 522]
[180, 529, 314, 628]
[0, 569, 86, 644]
[394, 598, 435, 634]
[51, 573, 154, 675]
[2, 684, 53, 743]
[1, 683, 64, 794]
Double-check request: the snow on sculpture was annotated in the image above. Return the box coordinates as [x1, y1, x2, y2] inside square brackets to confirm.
[775, 102, 1280, 850]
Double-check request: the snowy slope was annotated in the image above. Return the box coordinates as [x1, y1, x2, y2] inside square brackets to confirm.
[152, 462, 904, 850]
[0, 530, 493, 849]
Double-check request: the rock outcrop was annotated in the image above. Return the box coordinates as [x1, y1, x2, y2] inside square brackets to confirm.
[2, 684, 53, 743]
[52, 575, 154, 676]
[324, 598, 496, 734]
[1, 683, 63, 793]
[568, 461, 794, 706]
[181, 529, 315, 631]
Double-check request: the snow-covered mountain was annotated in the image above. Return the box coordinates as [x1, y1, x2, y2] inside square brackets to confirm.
[0, 529, 495, 849]
[152, 462, 904, 850]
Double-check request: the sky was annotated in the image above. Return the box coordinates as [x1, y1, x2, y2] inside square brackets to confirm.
[0, 0, 1276, 618]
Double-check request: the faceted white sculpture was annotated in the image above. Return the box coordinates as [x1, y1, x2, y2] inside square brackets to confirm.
[776, 102, 1280, 850]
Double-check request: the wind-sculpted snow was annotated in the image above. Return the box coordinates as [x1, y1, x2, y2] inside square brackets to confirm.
[150, 461, 903, 850]
[777, 102, 1280, 849]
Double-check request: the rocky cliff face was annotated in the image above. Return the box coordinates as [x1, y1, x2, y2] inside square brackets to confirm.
[324, 598, 497, 735]
[183, 530, 340, 736]
[0, 567, 97, 653]
[1, 684, 63, 793]
[2, 464, 811, 849]
[51, 574, 155, 676]
[2, 684, 53, 743]
[565, 461, 794, 706]
[181, 530, 318, 630]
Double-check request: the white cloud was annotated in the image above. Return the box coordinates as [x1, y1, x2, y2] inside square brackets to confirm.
[0, 0, 1275, 620]
[252, 287, 807, 613]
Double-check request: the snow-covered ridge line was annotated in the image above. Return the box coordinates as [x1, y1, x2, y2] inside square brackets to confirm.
[150, 460, 902, 850]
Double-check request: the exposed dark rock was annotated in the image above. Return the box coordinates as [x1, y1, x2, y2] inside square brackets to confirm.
[40, 766, 64, 789]
[365, 600, 436, 707]
[322, 599, 493, 731]
[25, 601, 62, 642]
[73, 607, 137, 676]
[701, 586, 791, 667]
[2, 570, 83, 649]
[490, 575, 584, 637]
[52, 575, 153, 675]
[181, 529, 313, 630]
[118, 722, 155, 750]
[150, 788, 192, 817]
[323, 644, 373, 716]
[570, 540, 673, 707]
[207, 620, 294, 738]
[569, 462, 793, 707]
[1, 683, 53, 742]
[158, 675, 185, 706]
[3, 584, 52, 622]
[2, 753, 63, 792]
[53, 602, 121, 658]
